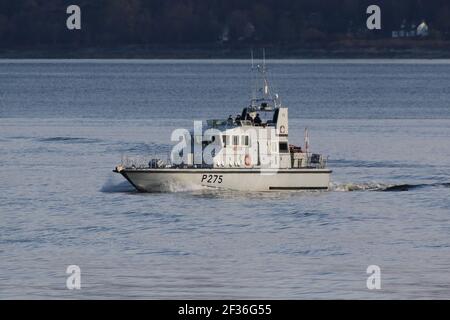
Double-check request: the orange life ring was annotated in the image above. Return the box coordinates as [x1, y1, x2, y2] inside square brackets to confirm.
[244, 154, 252, 167]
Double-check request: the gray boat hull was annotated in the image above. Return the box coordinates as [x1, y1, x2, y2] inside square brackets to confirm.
[117, 168, 332, 192]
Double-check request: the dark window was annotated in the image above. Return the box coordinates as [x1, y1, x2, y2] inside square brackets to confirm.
[243, 136, 250, 146]
[279, 142, 289, 153]
[233, 136, 239, 146]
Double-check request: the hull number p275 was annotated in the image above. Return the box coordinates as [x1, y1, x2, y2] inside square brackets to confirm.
[201, 174, 223, 184]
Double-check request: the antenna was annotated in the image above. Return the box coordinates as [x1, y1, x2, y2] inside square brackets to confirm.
[251, 49, 254, 69]
[262, 48, 266, 71]
[251, 49, 256, 103]
[249, 49, 277, 108]
[261, 48, 270, 97]
[304, 128, 310, 153]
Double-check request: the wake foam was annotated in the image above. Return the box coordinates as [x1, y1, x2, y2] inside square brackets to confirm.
[100, 175, 207, 193]
[100, 176, 135, 193]
[157, 182, 207, 193]
[331, 182, 449, 192]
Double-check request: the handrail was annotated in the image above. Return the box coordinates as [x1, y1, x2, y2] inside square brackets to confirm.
[121, 153, 328, 170]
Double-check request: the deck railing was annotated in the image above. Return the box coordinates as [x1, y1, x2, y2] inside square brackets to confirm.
[120, 153, 328, 170]
[121, 154, 172, 169]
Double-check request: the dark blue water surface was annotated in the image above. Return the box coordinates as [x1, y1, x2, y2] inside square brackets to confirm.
[0, 60, 449, 299]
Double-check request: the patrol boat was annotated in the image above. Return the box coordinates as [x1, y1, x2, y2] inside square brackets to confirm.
[114, 60, 331, 192]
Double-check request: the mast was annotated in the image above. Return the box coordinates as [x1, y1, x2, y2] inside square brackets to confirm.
[251, 49, 256, 104]
[262, 48, 266, 72]
[261, 48, 270, 99]
[304, 128, 310, 153]
[249, 49, 279, 110]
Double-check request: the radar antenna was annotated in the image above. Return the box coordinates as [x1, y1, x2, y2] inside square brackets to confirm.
[249, 49, 280, 111]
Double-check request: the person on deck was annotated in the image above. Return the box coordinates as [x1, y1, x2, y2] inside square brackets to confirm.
[254, 113, 262, 125]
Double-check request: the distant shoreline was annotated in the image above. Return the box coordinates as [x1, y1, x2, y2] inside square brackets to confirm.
[2, 41, 450, 59]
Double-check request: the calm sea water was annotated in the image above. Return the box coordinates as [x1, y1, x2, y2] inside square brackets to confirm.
[0, 60, 449, 299]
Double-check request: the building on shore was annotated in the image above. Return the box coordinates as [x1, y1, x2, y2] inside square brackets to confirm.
[392, 20, 428, 38]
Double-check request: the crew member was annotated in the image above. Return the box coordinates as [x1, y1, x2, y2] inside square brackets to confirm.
[254, 113, 262, 125]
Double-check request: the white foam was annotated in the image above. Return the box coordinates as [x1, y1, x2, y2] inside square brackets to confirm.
[330, 182, 394, 192]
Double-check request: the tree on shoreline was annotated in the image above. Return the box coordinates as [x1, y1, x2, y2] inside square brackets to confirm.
[0, 0, 449, 48]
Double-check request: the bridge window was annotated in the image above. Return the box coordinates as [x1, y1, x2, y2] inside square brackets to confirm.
[279, 142, 289, 153]
[243, 135, 250, 146]
[222, 135, 228, 147]
[232, 135, 239, 146]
